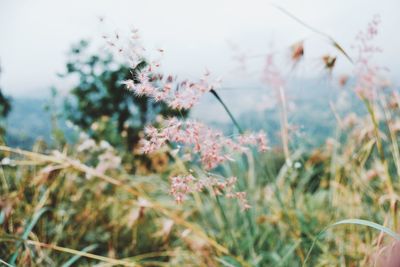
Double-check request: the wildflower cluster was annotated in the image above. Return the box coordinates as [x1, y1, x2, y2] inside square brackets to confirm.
[115, 27, 269, 210]
[106, 27, 220, 110]
[141, 118, 268, 170]
[138, 117, 267, 209]
[169, 175, 250, 210]
[353, 15, 386, 99]
[123, 67, 220, 110]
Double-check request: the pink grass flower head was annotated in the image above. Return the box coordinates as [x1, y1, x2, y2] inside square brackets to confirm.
[123, 66, 219, 110]
[141, 119, 268, 170]
[262, 53, 286, 90]
[169, 174, 250, 210]
[139, 118, 268, 210]
[130, 65, 269, 209]
[352, 15, 385, 100]
[116, 32, 268, 210]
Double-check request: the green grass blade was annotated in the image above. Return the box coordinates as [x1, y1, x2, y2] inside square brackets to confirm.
[61, 244, 98, 267]
[9, 207, 50, 265]
[331, 219, 400, 240]
[303, 219, 400, 266]
[0, 258, 14, 267]
[21, 208, 50, 240]
[279, 240, 301, 266]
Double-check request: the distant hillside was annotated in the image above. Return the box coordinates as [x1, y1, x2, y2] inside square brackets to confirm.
[5, 98, 53, 148]
[4, 79, 364, 149]
[192, 78, 365, 147]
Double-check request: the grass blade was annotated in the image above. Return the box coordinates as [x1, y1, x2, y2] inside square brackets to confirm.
[331, 219, 400, 240]
[272, 4, 353, 63]
[0, 258, 14, 267]
[9, 207, 50, 265]
[1, 237, 137, 266]
[61, 244, 98, 267]
[303, 219, 400, 266]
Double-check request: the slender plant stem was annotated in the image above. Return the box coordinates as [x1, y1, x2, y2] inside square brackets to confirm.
[215, 196, 239, 250]
[364, 98, 397, 229]
[277, 86, 290, 162]
[365, 100, 384, 161]
[210, 89, 243, 134]
[209, 88, 287, 220]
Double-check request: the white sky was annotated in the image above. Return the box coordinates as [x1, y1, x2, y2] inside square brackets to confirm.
[0, 0, 399, 97]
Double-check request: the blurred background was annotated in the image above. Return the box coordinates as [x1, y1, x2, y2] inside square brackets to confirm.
[0, 0, 399, 148]
[2, 2, 400, 266]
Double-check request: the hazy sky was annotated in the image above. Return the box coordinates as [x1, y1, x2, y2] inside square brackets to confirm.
[0, 0, 399, 97]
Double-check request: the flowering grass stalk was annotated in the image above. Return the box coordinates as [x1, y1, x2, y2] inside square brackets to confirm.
[3, 11, 400, 266]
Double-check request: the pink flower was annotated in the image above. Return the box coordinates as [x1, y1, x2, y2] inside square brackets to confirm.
[352, 15, 385, 100]
[170, 175, 195, 203]
[139, 118, 267, 210]
[262, 54, 285, 90]
[141, 119, 268, 170]
[114, 32, 269, 211]
[123, 68, 218, 110]
[169, 174, 250, 210]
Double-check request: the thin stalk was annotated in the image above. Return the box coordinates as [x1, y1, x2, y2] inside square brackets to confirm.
[379, 95, 399, 229]
[272, 4, 353, 64]
[277, 86, 290, 163]
[364, 99, 385, 162]
[380, 95, 400, 179]
[209, 89, 287, 223]
[209, 89, 287, 211]
[209, 89, 257, 235]
[363, 99, 397, 228]
[215, 196, 239, 250]
[210, 89, 243, 134]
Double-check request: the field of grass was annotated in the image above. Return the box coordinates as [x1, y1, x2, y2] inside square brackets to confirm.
[1, 12, 400, 267]
[1, 95, 400, 266]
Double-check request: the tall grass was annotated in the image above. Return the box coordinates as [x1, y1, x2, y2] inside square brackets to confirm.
[0, 12, 399, 267]
[1, 89, 400, 266]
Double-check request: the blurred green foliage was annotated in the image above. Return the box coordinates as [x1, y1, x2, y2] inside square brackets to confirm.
[0, 65, 11, 139]
[61, 40, 186, 152]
